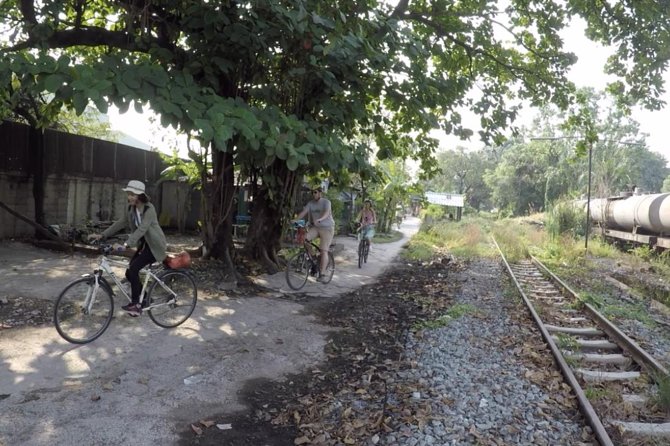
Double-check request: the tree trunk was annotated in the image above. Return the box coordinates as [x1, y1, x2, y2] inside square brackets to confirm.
[380, 197, 393, 233]
[201, 149, 238, 277]
[29, 127, 46, 236]
[245, 190, 283, 273]
[245, 161, 300, 273]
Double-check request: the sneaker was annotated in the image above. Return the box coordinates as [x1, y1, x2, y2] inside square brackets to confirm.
[122, 303, 142, 317]
[317, 275, 329, 284]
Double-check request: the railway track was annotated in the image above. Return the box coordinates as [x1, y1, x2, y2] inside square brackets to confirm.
[494, 239, 670, 445]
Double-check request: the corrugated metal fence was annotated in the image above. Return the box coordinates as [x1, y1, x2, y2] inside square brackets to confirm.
[0, 120, 200, 239]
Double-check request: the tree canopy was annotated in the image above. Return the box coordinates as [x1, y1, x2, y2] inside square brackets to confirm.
[2, 0, 670, 263]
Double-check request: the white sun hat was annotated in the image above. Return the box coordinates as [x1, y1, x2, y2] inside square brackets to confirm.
[122, 180, 146, 195]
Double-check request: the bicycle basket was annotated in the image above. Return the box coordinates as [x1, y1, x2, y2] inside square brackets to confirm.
[163, 251, 192, 269]
[295, 227, 306, 245]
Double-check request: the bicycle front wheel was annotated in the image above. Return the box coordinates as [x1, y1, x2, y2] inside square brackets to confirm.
[364, 241, 370, 263]
[147, 270, 198, 328]
[358, 240, 364, 268]
[54, 277, 114, 344]
[286, 251, 309, 290]
[321, 252, 335, 284]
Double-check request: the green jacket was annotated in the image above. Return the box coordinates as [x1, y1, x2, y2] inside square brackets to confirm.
[102, 202, 167, 262]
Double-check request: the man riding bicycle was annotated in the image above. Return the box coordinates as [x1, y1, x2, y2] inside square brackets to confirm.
[295, 186, 335, 283]
[356, 199, 377, 244]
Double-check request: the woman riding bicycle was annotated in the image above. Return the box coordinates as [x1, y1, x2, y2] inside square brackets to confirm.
[89, 180, 167, 316]
[356, 199, 377, 245]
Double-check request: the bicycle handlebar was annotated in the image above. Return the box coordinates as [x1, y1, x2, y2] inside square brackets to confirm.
[98, 243, 126, 255]
[357, 223, 375, 230]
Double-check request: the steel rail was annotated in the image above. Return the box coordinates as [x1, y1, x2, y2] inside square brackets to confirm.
[531, 255, 669, 379]
[492, 237, 614, 446]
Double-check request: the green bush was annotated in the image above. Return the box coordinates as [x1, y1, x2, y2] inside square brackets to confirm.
[545, 201, 586, 240]
[631, 245, 654, 261]
[421, 204, 446, 223]
[326, 193, 346, 234]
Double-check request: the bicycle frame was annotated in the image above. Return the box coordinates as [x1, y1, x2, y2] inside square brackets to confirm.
[91, 255, 176, 309]
[291, 221, 329, 260]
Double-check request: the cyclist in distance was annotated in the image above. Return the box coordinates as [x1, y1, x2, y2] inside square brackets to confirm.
[357, 198, 377, 246]
[89, 180, 167, 316]
[295, 186, 335, 283]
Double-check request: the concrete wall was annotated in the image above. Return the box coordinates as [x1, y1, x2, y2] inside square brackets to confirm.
[0, 120, 200, 239]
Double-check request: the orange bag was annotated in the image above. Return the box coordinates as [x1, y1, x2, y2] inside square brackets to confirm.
[163, 251, 192, 269]
[295, 226, 306, 245]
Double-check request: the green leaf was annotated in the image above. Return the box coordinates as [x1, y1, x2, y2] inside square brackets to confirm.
[93, 97, 108, 114]
[122, 71, 141, 90]
[295, 142, 314, 155]
[56, 55, 71, 72]
[43, 74, 67, 93]
[213, 125, 234, 148]
[72, 92, 88, 115]
[276, 145, 288, 160]
[287, 156, 299, 171]
[195, 119, 214, 142]
[117, 99, 130, 113]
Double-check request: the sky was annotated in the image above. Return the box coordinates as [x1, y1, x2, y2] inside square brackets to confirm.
[108, 18, 670, 161]
[434, 18, 670, 160]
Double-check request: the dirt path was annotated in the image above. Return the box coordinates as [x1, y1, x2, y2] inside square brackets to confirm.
[0, 218, 419, 446]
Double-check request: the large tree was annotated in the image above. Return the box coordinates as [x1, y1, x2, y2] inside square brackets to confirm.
[485, 89, 669, 215]
[425, 147, 496, 212]
[2, 0, 670, 270]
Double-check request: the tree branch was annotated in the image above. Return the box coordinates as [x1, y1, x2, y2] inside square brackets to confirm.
[391, 0, 410, 18]
[11, 27, 142, 52]
[0, 200, 67, 246]
[400, 11, 557, 94]
[19, 0, 37, 26]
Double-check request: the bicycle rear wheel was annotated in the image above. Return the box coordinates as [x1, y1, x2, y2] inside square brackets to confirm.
[147, 270, 198, 328]
[320, 251, 335, 284]
[286, 251, 310, 290]
[54, 277, 114, 344]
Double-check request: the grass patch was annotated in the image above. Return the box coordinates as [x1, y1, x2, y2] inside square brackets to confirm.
[576, 291, 603, 309]
[555, 333, 578, 351]
[601, 302, 655, 325]
[412, 303, 479, 331]
[563, 354, 580, 368]
[584, 386, 613, 401]
[446, 303, 479, 318]
[403, 214, 552, 262]
[372, 230, 403, 244]
[653, 373, 670, 412]
[403, 216, 501, 261]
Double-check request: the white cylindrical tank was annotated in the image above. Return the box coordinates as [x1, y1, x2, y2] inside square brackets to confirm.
[607, 193, 670, 233]
[588, 198, 608, 224]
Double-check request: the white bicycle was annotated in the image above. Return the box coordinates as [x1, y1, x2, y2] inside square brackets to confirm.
[54, 245, 197, 344]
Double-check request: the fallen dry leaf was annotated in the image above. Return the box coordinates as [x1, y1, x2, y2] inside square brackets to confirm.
[191, 424, 203, 436]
